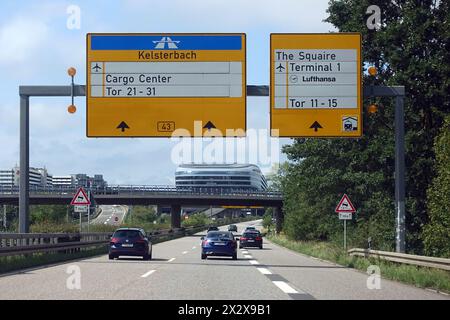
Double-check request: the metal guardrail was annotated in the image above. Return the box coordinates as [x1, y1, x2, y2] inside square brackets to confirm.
[0, 185, 282, 198]
[0, 232, 112, 257]
[0, 226, 204, 258]
[348, 248, 450, 271]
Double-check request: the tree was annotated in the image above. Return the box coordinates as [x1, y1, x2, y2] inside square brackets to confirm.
[262, 210, 274, 233]
[278, 1, 449, 252]
[127, 206, 157, 224]
[422, 115, 450, 257]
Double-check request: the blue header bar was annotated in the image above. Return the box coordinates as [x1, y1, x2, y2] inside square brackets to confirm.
[90, 35, 243, 51]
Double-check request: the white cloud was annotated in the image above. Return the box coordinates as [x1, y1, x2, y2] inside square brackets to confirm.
[0, 17, 49, 64]
[123, 0, 333, 31]
[0, 0, 324, 185]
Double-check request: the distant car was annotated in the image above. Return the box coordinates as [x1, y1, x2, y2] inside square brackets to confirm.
[207, 226, 219, 232]
[201, 231, 237, 260]
[239, 231, 263, 249]
[228, 224, 238, 232]
[244, 226, 257, 231]
[109, 228, 152, 260]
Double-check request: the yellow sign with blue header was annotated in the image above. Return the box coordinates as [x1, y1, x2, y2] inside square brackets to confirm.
[86, 33, 246, 137]
[270, 33, 362, 137]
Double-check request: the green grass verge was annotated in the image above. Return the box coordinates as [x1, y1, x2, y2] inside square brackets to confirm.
[0, 246, 108, 275]
[267, 234, 450, 294]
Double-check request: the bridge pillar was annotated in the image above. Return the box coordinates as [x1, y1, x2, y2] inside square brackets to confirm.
[274, 207, 283, 234]
[171, 204, 181, 229]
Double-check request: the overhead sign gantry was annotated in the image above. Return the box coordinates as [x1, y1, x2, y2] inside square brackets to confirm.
[270, 33, 362, 137]
[86, 33, 246, 137]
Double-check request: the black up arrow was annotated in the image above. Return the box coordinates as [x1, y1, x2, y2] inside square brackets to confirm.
[116, 121, 130, 132]
[309, 121, 323, 132]
[203, 121, 216, 130]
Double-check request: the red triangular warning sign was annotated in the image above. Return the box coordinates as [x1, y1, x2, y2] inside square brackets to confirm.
[335, 194, 356, 213]
[71, 187, 91, 205]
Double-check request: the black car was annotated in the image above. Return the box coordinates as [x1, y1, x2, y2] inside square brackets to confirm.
[109, 228, 152, 260]
[239, 231, 263, 249]
[228, 224, 238, 232]
[207, 226, 219, 232]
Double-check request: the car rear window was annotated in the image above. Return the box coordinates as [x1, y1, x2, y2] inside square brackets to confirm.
[114, 230, 141, 238]
[243, 232, 260, 238]
[207, 231, 232, 239]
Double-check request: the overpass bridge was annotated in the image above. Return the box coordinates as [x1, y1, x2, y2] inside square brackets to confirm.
[0, 185, 284, 230]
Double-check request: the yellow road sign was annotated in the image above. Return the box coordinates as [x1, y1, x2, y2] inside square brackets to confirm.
[86, 33, 246, 137]
[270, 33, 362, 137]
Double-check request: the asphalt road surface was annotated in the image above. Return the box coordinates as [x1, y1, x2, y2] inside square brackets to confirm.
[0, 220, 447, 300]
[90, 205, 127, 226]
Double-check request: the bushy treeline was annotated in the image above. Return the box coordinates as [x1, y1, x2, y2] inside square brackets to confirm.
[275, 0, 450, 255]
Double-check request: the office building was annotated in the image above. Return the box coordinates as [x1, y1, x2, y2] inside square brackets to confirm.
[175, 164, 268, 191]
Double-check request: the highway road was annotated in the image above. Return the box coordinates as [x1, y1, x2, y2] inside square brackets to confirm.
[0, 220, 447, 300]
[90, 205, 128, 226]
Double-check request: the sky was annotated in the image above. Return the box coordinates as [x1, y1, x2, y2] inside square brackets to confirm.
[0, 0, 335, 185]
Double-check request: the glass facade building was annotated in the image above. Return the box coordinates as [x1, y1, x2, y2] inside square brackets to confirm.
[175, 164, 267, 191]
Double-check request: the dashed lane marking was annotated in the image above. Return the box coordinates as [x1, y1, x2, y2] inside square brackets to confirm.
[249, 260, 260, 265]
[257, 268, 272, 275]
[168, 258, 176, 262]
[182, 251, 188, 254]
[273, 281, 298, 294]
[141, 270, 156, 278]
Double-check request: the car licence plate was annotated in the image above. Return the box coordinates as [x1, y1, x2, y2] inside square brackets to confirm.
[122, 244, 133, 247]
[213, 242, 226, 246]
[248, 240, 255, 242]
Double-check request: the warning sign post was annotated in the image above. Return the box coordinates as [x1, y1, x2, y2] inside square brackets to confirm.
[335, 194, 356, 251]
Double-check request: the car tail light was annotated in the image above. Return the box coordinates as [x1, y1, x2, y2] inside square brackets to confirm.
[110, 237, 119, 244]
[240, 237, 247, 241]
[202, 240, 208, 246]
[256, 237, 262, 241]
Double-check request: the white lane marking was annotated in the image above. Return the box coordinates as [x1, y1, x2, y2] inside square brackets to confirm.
[273, 281, 299, 294]
[249, 260, 259, 265]
[182, 251, 188, 254]
[257, 267, 272, 275]
[244, 255, 252, 259]
[141, 270, 156, 278]
[168, 258, 176, 262]
[242, 251, 249, 254]
[104, 222, 107, 225]
[192, 246, 196, 249]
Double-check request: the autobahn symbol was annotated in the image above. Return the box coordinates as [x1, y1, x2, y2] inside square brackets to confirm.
[153, 36, 180, 49]
[70, 187, 91, 205]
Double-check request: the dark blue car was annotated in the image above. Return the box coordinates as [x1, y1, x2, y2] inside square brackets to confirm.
[109, 228, 152, 260]
[201, 231, 237, 260]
